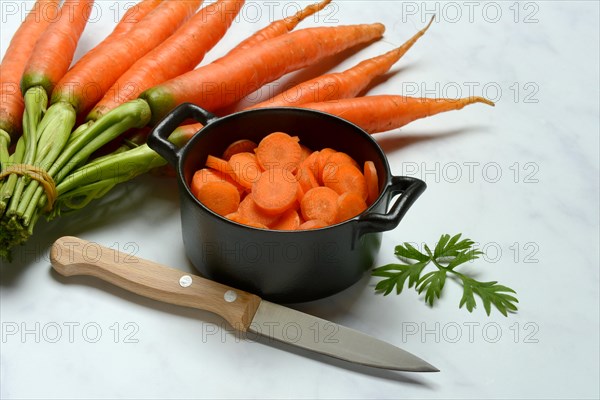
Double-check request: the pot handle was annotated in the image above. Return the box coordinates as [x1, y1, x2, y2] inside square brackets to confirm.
[357, 176, 426, 236]
[147, 103, 218, 166]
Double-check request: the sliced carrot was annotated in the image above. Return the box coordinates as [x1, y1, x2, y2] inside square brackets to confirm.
[226, 212, 268, 229]
[316, 148, 336, 184]
[206, 155, 235, 176]
[252, 168, 299, 215]
[321, 151, 359, 183]
[255, 132, 303, 171]
[191, 168, 243, 196]
[300, 186, 339, 225]
[296, 166, 319, 194]
[336, 192, 367, 223]
[298, 219, 328, 230]
[271, 209, 301, 230]
[222, 139, 258, 160]
[300, 144, 312, 161]
[364, 161, 379, 205]
[194, 180, 240, 216]
[301, 150, 320, 179]
[237, 194, 281, 227]
[228, 152, 262, 189]
[323, 163, 368, 200]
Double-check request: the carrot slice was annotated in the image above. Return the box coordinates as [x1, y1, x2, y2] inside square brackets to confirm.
[226, 212, 268, 229]
[321, 151, 359, 183]
[255, 132, 302, 171]
[336, 192, 367, 223]
[316, 148, 335, 184]
[323, 163, 368, 200]
[237, 194, 281, 227]
[300, 144, 312, 161]
[228, 152, 262, 189]
[271, 209, 301, 230]
[194, 180, 240, 216]
[298, 219, 328, 230]
[206, 154, 235, 176]
[300, 186, 339, 225]
[252, 167, 299, 215]
[223, 139, 258, 160]
[301, 150, 320, 179]
[191, 168, 243, 196]
[296, 166, 319, 194]
[364, 161, 379, 205]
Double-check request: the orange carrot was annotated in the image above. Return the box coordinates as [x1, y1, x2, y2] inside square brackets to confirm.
[297, 95, 495, 134]
[227, 0, 331, 55]
[336, 191, 367, 223]
[140, 23, 386, 124]
[296, 166, 319, 194]
[300, 144, 312, 161]
[191, 168, 243, 196]
[323, 163, 368, 200]
[321, 151, 359, 183]
[254, 132, 302, 171]
[252, 168, 299, 215]
[271, 209, 301, 230]
[315, 148, 335, 184]
[88, 0, 244, 120]
[222, 139, 258, 160]
[229, 152, 262, 189]
[110, 0, 163, 36]
[298, 219, 328, 230]
[51, 0, 202, 114]
[206, 155, 235, 176]
[193, 180, 240, 216]
[300, 186, 339, 225]
[20, 0, 94, 97]
[251, 16, 434, 108]
[364, 161, 379, 204]
[226, 212, 269, 229]
[0, 0, 59, 138]
[169, 123, 203, 147]
[237, 194, 281, 227]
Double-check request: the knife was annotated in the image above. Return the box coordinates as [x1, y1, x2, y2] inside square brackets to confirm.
[50, 236, 438, 372]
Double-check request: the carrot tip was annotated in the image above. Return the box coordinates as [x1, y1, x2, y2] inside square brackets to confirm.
[476, 97, 496, 107]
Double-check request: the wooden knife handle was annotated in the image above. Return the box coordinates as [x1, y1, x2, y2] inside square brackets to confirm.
[50, 236, 261, 331]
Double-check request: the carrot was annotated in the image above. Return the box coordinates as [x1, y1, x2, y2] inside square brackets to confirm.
[363, 161, 379, 204]
[297, 95, 495, 134]
[300, 186, 339, 225]
[140, 23, 386, 124]
[191, 168, 243, 196]
[237, 194, 281, 227]
[228, 152, 262, 189]
[226, 212, 269, 229]
[222, 139, 258, 160]
[20, 0, 94, 97]
[251, 16, 434, 108]
[252, 168, 299, 215]
[227, 0, 332, 54]
[301, 150, 320, 179]
[296, 166, 319, 194]
[206, 155, 235, 176]
[271, 209, 301, 230]
[50, 0, 202, 115]
[88, 0, 244, 120]
[300, 145, 312, 161]
[193, 180, 240, 216]
[110, 0, 163, 36]
[0, 0, 59, 138]
[254, 132, 302, 171]
[321, 151, 359, 183]
[336, 191, 367, 223]
[169, 123, 203, 147]
[298, 219, 328, 230]
[316, 148, 336, 184]
[323, 163, 368, 200]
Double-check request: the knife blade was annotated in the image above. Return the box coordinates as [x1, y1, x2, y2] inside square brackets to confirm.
[50, 236, 438, 372]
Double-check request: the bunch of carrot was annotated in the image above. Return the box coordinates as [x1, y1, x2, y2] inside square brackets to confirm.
[0, 0, 493, 260]
[193, 132, 379, 230]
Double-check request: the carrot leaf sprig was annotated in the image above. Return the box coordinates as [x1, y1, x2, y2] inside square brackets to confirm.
[372, 234, 519, 316]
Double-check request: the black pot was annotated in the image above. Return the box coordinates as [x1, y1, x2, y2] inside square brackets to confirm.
[148, 103, 426, 303]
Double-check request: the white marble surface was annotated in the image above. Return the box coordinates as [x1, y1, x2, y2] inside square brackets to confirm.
[1, 1, 599, 398]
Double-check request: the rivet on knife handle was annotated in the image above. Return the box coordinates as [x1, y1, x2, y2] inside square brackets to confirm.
[50, 236, 261, 331]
